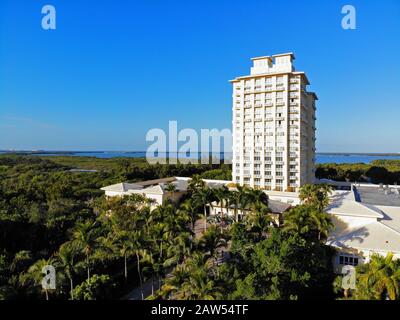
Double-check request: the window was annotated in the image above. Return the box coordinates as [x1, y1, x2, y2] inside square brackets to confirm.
[339, 254, 359, 266]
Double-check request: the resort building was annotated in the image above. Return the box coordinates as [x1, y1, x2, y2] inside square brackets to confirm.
[230, 53, 317, 192]
[101, 178, 400, 270]
[101, 177, 293, 223]
[207, 199, 291, 226]
[101, 177, 230, 208]
[326, 183, 400, 272]
[102, 177, 188, 208]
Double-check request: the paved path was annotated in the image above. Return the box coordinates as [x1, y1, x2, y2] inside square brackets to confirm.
[123, 276, 161, 300]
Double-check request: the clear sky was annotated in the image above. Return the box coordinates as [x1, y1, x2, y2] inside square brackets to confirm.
[1, 0, 399, 152]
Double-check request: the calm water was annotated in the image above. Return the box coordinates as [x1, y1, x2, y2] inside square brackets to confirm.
[316, 154, 400, 164]
[2, 151, 400, 164]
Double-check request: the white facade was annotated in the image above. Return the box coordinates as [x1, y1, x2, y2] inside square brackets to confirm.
[231, 53, 317, 192]
[326, 188, 400, 273]
[101, 177, 231, 209]
[101, 178, 187, 209]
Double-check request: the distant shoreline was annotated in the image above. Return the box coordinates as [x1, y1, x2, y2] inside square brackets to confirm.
[1, 150, 400, 157]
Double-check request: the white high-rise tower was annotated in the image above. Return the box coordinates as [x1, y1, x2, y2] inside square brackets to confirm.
[230, 53, 317, 192]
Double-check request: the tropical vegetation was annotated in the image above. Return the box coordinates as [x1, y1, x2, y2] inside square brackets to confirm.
[1, 154, 399, 300]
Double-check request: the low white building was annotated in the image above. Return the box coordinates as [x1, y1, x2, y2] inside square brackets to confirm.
[101, 177, 230, 208]
[102, 178, 400, 271]
[208, 199, 291, 226]
[326, 184, 400, 272]
[101, 177, 187, 208]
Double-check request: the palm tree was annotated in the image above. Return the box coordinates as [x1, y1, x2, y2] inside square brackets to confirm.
[181, 270, 216, 300]
[198, 225, 227, 263]
[247, 188, 269, 208]
[179, 253, 221, 300]
[283, 205, 314, 236]
[228, 190, 240, 223]
[188, 174, 206, 195]
[299, 184, 332, 211]
[140, 249, 159, 296]
[165, 182, 177, 193]
[357, 253, 400, 300]
[106, 230, 137, 283]
[214, 186, 229, 228]
[70, 220, 100, 281]
[55, 243, 79, 300]
[237, 186, 251, 221]
[283, 205, 332, 241]
[129, 230, 146, 300]
[159, 263, 190, 299]
[311, 210, 334, 241]
[299, 184, 317, 204]
[178, 199, 197, 231]
[26, 258, 55, 300]
[245, 203, 273, 234]
[193, 187, 213, 232]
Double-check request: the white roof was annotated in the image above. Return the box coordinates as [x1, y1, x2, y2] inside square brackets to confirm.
[101, 177, 190, 196]
[376, 205, 400, 233]
[100, 182, 143, 192]
[327, 191, 383, 219]
[327, 217, 400, 254]
[139, 184, 165, 195]
[327, 190, 400, 254]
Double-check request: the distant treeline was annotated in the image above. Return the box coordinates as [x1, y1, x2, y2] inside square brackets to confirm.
[0, 155, 231, 252]
[316, 160, 400, 184]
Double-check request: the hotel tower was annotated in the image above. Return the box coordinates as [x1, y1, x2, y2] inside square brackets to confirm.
[230, 53, 317, 192]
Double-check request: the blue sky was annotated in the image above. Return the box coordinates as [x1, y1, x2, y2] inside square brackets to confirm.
[1, 0, 399, 152]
